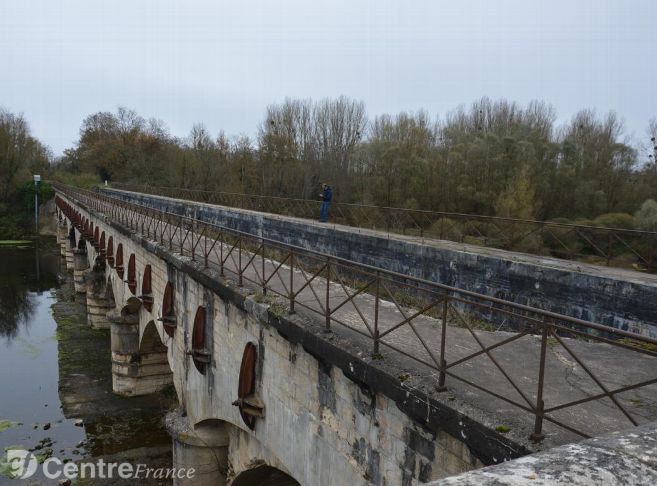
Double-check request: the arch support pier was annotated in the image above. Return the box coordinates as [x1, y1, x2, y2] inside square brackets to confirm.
[165, 409, 229, 486]
[109, 300, 172, 397]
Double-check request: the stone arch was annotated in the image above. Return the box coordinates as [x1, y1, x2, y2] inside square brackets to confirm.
[77, 236, 87, 252]
[232, 465, 301, 486]
[93, 226, 100, 247]
[99, 231, 106, 255]
[140, 320, 167, 355]
[127, 254, 137, 295]
[105, 276, 116, 309]
[193, 417, 227, 431]
[167, 413, 229, 485]
[132, 319, 173, 393]
[123, 295, 143, 315]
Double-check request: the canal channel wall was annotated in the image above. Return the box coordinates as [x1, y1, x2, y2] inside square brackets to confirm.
[102, 188, 657, 338]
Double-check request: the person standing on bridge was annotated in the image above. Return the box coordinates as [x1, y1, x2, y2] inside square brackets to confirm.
[319, 183, 332, 222]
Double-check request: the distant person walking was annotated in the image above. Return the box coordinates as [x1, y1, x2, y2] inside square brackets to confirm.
[319, 183, 332, 222]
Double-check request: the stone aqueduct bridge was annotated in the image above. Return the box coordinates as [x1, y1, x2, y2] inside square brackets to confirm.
[54, 188, 489, 486]
[52, 184, 657, 485]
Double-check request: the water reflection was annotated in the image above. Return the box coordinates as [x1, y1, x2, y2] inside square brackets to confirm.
[0, 240, 59, 339]
[1, 237, 173, 484]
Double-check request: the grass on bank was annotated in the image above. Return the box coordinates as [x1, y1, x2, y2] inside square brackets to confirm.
[0, 240, 32, 246]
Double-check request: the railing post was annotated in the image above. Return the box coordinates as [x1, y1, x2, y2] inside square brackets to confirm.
[220, 230, 225, 277]
[438, 294, 448, 391]
[531, 320, 549, 443]
[261, 239, 267, 294]
[191, 221, 196, 261]
[238, 238, 243, 287]
[606, 232, 612, 266]
[179, 216, 184, 254]
[373, 270, 380, 355]
[204, 230, 209, 269]
[289, 251, 295, 313]
[324, 258, 331, 332]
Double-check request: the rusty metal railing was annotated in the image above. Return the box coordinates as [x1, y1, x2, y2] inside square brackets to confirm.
[110, 182, 657, 273]
[55, 182, 657, 442]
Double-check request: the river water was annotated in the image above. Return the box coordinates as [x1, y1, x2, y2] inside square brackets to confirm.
[0, 238, 174, 485]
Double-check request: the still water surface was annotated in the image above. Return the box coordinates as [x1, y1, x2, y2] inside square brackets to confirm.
[0, 239, 172, 485]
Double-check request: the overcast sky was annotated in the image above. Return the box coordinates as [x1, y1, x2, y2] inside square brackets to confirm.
[1, 0, 655, 156]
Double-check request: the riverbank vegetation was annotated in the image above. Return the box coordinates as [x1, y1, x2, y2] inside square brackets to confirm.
[0, 108, 52, 238]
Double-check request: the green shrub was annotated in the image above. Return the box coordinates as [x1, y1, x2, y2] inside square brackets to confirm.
[18, 181, 54, 211]
[427, 217, 464, 241]
[543, 218, 588, 257]
[0, 214, 23, 239]
[52, 171, 102, 189]
[635, 199, 657, 231]
[592, 213, 635, 230]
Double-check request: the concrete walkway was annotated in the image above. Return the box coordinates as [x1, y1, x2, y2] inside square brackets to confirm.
[95, 194, 657, 452]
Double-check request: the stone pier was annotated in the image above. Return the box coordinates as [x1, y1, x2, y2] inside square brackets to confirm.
[64, 240, 75, 271]
[85, 256, 111, 329]
[73, 249, 89, 293]
[109, 301, 141, 396]
[109, 299, 172, 396]
[57, 221, 68, 257]
[166, 410, 229, 486]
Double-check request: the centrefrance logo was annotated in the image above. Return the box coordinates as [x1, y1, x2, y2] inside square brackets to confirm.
[1, 449, 196, 481]
[3, 449, 39, 479]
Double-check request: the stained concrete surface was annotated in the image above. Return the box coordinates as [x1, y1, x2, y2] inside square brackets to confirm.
[103, 188, 657, 337]
[431, 421, 657, 485]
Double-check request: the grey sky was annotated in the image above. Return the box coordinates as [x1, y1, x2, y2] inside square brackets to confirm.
[1, 0, 655, 156]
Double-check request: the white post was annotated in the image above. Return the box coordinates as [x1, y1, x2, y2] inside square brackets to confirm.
[33, 174, 41, 234]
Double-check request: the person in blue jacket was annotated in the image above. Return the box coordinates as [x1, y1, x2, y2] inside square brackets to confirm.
[319, 183, 332, 222]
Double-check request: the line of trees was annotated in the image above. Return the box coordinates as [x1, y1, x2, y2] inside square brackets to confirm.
[0, 97, 653, 237]
[0, 108, 51, 238]
[57, 97, 657, 227]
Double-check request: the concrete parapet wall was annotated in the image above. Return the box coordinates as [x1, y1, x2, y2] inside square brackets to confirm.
[102, 188, 657, 337]
[431, 421, 657, 485]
